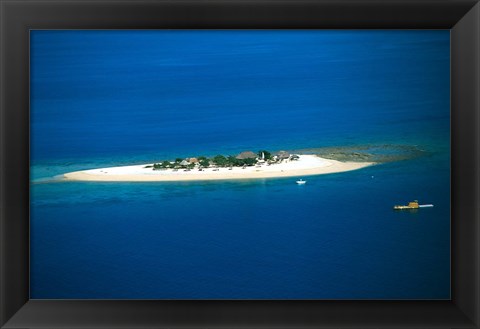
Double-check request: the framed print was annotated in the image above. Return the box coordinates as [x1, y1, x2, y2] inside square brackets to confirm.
[1, 0, 479, 328]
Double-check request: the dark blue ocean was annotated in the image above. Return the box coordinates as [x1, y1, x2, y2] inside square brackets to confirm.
[30, 30, 450, 299]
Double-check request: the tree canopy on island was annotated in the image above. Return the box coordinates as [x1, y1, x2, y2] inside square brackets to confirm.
[151, 149, 293, 170]
[258, 150, 272, 160]
[213, 155, 228, 167]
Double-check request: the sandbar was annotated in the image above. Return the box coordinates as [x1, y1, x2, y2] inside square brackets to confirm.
[62, 155, 374, 182]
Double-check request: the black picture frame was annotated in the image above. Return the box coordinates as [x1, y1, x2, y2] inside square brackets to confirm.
[1, 0, 479, 328]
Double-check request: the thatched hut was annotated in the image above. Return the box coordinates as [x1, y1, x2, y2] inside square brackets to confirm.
[236, 151, 257, 160]
[276, 150, 290, 160]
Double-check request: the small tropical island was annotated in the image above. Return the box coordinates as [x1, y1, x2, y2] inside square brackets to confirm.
[63, 149, 375, 182]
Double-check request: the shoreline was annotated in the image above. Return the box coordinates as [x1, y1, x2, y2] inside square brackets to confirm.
[62, 155, 375, 182]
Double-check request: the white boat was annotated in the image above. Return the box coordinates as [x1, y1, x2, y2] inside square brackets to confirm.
[296, 179, 306, 185]
[418, 204, 434, 208]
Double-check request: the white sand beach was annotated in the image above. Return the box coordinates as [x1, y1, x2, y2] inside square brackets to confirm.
[63, 155, 374, 182]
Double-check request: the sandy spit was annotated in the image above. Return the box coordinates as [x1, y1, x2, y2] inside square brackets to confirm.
[63, 155, 374, 182]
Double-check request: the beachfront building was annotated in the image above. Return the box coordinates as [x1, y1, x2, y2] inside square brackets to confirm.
[276, 150, 290, 162]
[236, 151, 257, 160]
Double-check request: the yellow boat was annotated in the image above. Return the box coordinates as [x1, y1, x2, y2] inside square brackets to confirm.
[393, 200, 419, 210]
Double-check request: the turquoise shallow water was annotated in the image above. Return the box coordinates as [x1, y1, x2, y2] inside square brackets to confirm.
[30, 30, 450, 299]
